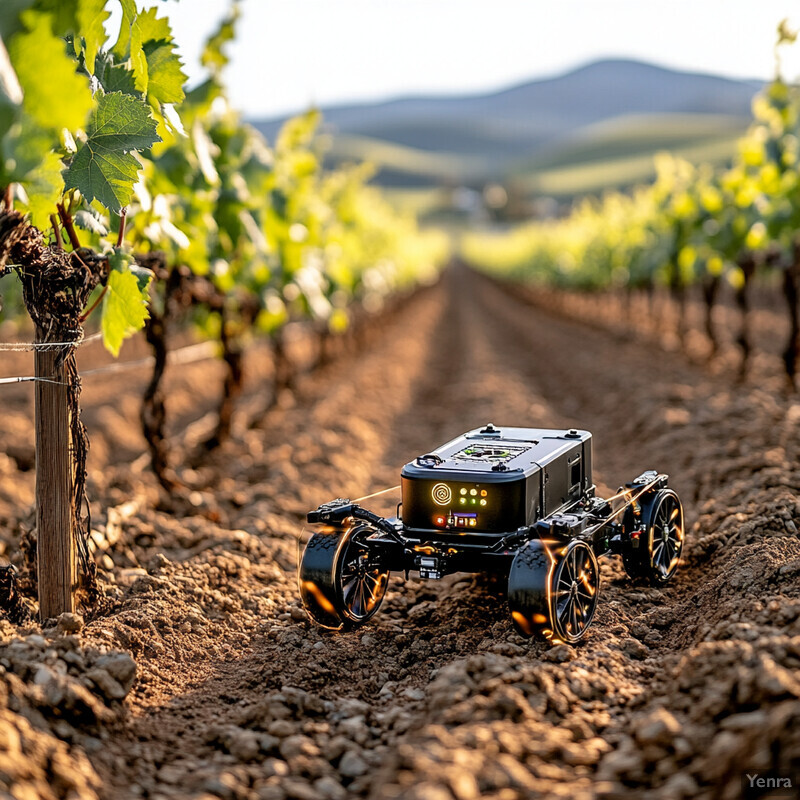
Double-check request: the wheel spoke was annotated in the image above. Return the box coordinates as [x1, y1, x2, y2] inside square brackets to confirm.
[580, 599, 591, 626]
[667, 535, 681, 572]
[342, 584, 359, 607]
[663, 537, 673, 565]
[663, 544, 672, 572]
[556, 563, 572, 590]
[357, 579, 366, 613]
[558, 597, 571, 623]
[347, 581, 360, 614]
[363, 578, 374, 605]
[654, 543, 664, 572]
[355, 579, 367, 615]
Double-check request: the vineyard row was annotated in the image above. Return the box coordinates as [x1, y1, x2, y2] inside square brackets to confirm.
[462, 26, 800, 388]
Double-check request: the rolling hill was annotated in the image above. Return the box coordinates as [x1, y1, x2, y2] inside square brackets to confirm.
[250, 59, 761, 199]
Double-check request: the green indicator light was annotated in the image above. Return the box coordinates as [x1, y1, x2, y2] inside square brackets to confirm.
[471, 498, 477, 505]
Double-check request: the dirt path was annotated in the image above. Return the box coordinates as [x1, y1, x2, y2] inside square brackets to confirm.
[1, 267, 799, 800]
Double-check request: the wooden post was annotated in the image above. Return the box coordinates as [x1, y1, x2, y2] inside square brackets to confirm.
[34, 334, 75, 618]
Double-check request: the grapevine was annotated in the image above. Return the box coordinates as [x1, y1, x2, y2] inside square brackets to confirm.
[0, 0, 181, 616]
[0, 1, 447, 615]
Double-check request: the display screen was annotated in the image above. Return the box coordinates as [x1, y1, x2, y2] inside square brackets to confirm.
[451, 443, 531, 465]
[402, 477, 526, 533]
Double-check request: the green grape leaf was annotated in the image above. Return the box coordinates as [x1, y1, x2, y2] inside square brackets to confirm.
[111, 0, 136, 58]
[129, 7, 172, 96]
[63, 92, 161, 213]
[93, 50, 138, 96]
[19, 150, 62, 228]
[129, 30, 148, 94]
[101, 262, 151, 356]
[77, 0, 108, 75]
[130, 7, 171, 45]
[0, 0, 36, 41]
[31, 0, 77, 38]
[185, 78, 221, 109]
[180, 78, 222, 127]
[83, 91, 160, 151]
[107, 245, 134, 273]
[201, 3, 239, 76]
[5, 113, 58, 178]
[65, 145, 140, 213]
[7, 11, 92, 132]
[143, 39, 186, 106]
[277, 109, 321, 153]
[74, 206, 109, 235]
[130, 263, 154, 292]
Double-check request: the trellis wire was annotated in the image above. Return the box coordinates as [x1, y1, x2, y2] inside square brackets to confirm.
[0, 339, 217, 387]
[0, 330, 102, 351]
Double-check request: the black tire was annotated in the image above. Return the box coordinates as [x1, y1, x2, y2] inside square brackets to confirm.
[622, 489, 684, 585]
[298, 523, 389, 629]
[508, 539, 600, 644]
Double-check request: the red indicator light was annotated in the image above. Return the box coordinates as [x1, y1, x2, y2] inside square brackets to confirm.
[435, 516, 445, 526]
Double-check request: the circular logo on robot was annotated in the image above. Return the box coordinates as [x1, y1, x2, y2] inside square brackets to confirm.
[431, 483, 452, 506]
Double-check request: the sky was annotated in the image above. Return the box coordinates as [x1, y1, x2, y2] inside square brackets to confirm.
[139, 0, 800, 119]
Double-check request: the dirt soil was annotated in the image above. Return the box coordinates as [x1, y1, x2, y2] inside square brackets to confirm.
[0, 266, 798, 800]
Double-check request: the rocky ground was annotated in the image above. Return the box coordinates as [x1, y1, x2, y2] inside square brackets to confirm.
[0, 266, 798, 800]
